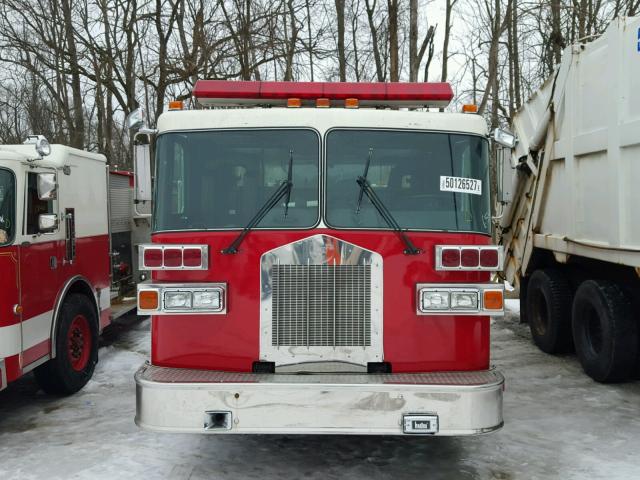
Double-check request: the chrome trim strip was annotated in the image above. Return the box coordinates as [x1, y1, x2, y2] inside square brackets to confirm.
[21, 354, 51, 374]
[416, 283, 505, 316]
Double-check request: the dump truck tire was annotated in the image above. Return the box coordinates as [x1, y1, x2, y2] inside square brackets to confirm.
[526, 269, 573, 354]
[572, 280, 638, 383]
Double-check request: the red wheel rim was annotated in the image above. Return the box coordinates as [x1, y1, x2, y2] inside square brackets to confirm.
[67, 315, 91, 371]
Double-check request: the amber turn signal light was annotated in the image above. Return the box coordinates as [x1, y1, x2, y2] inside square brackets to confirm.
[287, 98, 302, 108]
[139, 290, 159, 310]
[462, 104, 478, 113]
[483, 290, 504, 310]
[345, 98, 359, 109]
[168, 100, 184, 111]
[316, 98, 330, 108]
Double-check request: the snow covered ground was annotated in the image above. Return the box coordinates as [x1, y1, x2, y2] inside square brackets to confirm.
[1, 302, 639, 479]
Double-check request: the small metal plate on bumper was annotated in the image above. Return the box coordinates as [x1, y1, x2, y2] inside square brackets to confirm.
[403, 414, 439, 434]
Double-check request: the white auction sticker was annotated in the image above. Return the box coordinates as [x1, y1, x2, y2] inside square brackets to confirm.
[440, 176, 482, 195]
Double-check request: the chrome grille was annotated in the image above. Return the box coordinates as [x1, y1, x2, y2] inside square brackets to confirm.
[272, 263, 371, 347]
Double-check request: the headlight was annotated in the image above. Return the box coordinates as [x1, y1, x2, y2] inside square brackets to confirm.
[450, 291, 479, 310]
[164, 291, 192, 309]
[416, 284, 504, 316]
[421, 290, 450, 310]
[138, 283, 227, 314]
[193, 289, 222, 310]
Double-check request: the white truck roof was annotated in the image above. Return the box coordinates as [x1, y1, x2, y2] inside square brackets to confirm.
[0, 144, 106, 167]
[157, 108, 489, 137]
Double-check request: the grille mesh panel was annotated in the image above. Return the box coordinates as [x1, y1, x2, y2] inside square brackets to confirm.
[272, 264, 371, 347]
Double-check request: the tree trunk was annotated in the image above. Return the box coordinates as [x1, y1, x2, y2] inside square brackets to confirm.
[441, 0, 453, 82]
[335, 0, 346, 81]
[551, 0, 564, 65]
[60, 0, 85, 148]
[306, 0, 314, 81]
[409, 0, 418, 81]
[388, 0, 399, 82]
[365, 0, 385, 81]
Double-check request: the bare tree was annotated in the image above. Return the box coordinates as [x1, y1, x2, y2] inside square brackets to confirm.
[387, 0, 399, 81]
[408, 0, 436, 82]
[335, 0, 347, 81]
[365, 0, 385, 81]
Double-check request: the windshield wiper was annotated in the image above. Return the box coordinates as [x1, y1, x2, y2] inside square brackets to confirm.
[355, 149, 421, 255]
[222, 150, 294, 255]
[356, 148, 373, 213]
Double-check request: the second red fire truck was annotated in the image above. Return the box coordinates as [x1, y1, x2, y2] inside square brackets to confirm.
[133, 81, 505, 435]
[0, 138, 144, 394]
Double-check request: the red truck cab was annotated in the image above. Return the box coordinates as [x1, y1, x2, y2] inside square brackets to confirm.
[133, 82, 505, 435]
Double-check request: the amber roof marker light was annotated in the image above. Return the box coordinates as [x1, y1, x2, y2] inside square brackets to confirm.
[345, 98, 359, 109]
[168, 100, 184, 111]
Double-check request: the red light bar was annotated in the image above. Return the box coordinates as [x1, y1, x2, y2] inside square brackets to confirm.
[193, 81, 453, 108]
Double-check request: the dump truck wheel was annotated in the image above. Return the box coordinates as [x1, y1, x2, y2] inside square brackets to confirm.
[526, 269, 573, 354]
[572, 280, 637, 383]
[34, 294, 98, 395]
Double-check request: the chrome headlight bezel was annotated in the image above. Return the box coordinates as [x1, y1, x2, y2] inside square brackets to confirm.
[416, 283, 504, 316]
[138, 283, 227, 315]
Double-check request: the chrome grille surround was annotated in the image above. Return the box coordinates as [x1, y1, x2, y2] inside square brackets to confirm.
[260, 234, 383, 367]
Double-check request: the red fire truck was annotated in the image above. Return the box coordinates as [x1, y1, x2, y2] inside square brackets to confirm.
[0, 137, 142, 394]
[132, 81, 505, 436]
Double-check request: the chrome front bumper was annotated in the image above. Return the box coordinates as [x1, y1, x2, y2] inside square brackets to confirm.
[135, 363, 504, 435]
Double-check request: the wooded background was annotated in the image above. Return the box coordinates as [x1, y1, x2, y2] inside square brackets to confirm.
[0, 0, 637, 167]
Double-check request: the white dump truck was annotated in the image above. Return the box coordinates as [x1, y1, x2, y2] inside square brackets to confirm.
[495, 16, 640, 382]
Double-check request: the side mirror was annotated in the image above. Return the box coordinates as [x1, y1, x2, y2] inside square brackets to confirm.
[134, 138, 152, 202]
[496, 147, 514, 204]
[493, 128, 518, 149]
[126, 108, 146, 130]
[38, 213, 58, 233]
[37, 173, 57, 200]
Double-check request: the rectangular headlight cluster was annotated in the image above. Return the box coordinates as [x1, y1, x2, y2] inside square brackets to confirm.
[417, 284, 503, 316]
[138, 283, 226, 315]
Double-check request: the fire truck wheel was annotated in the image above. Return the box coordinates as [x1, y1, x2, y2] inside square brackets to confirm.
[34, 294, 99, 395]
[571, 280, 638, 383]
[526, 269, 573, 354]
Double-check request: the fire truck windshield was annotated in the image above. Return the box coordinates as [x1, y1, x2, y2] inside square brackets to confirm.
[326, 130, 491, 234]
[0, 168, 15, 245]
[154, 129, 320, 231]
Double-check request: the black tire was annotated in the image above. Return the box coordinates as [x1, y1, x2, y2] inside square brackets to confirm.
[572, 280, 638, 383]
[34, 294, 99, 395]
[525, 269, 573, 353]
